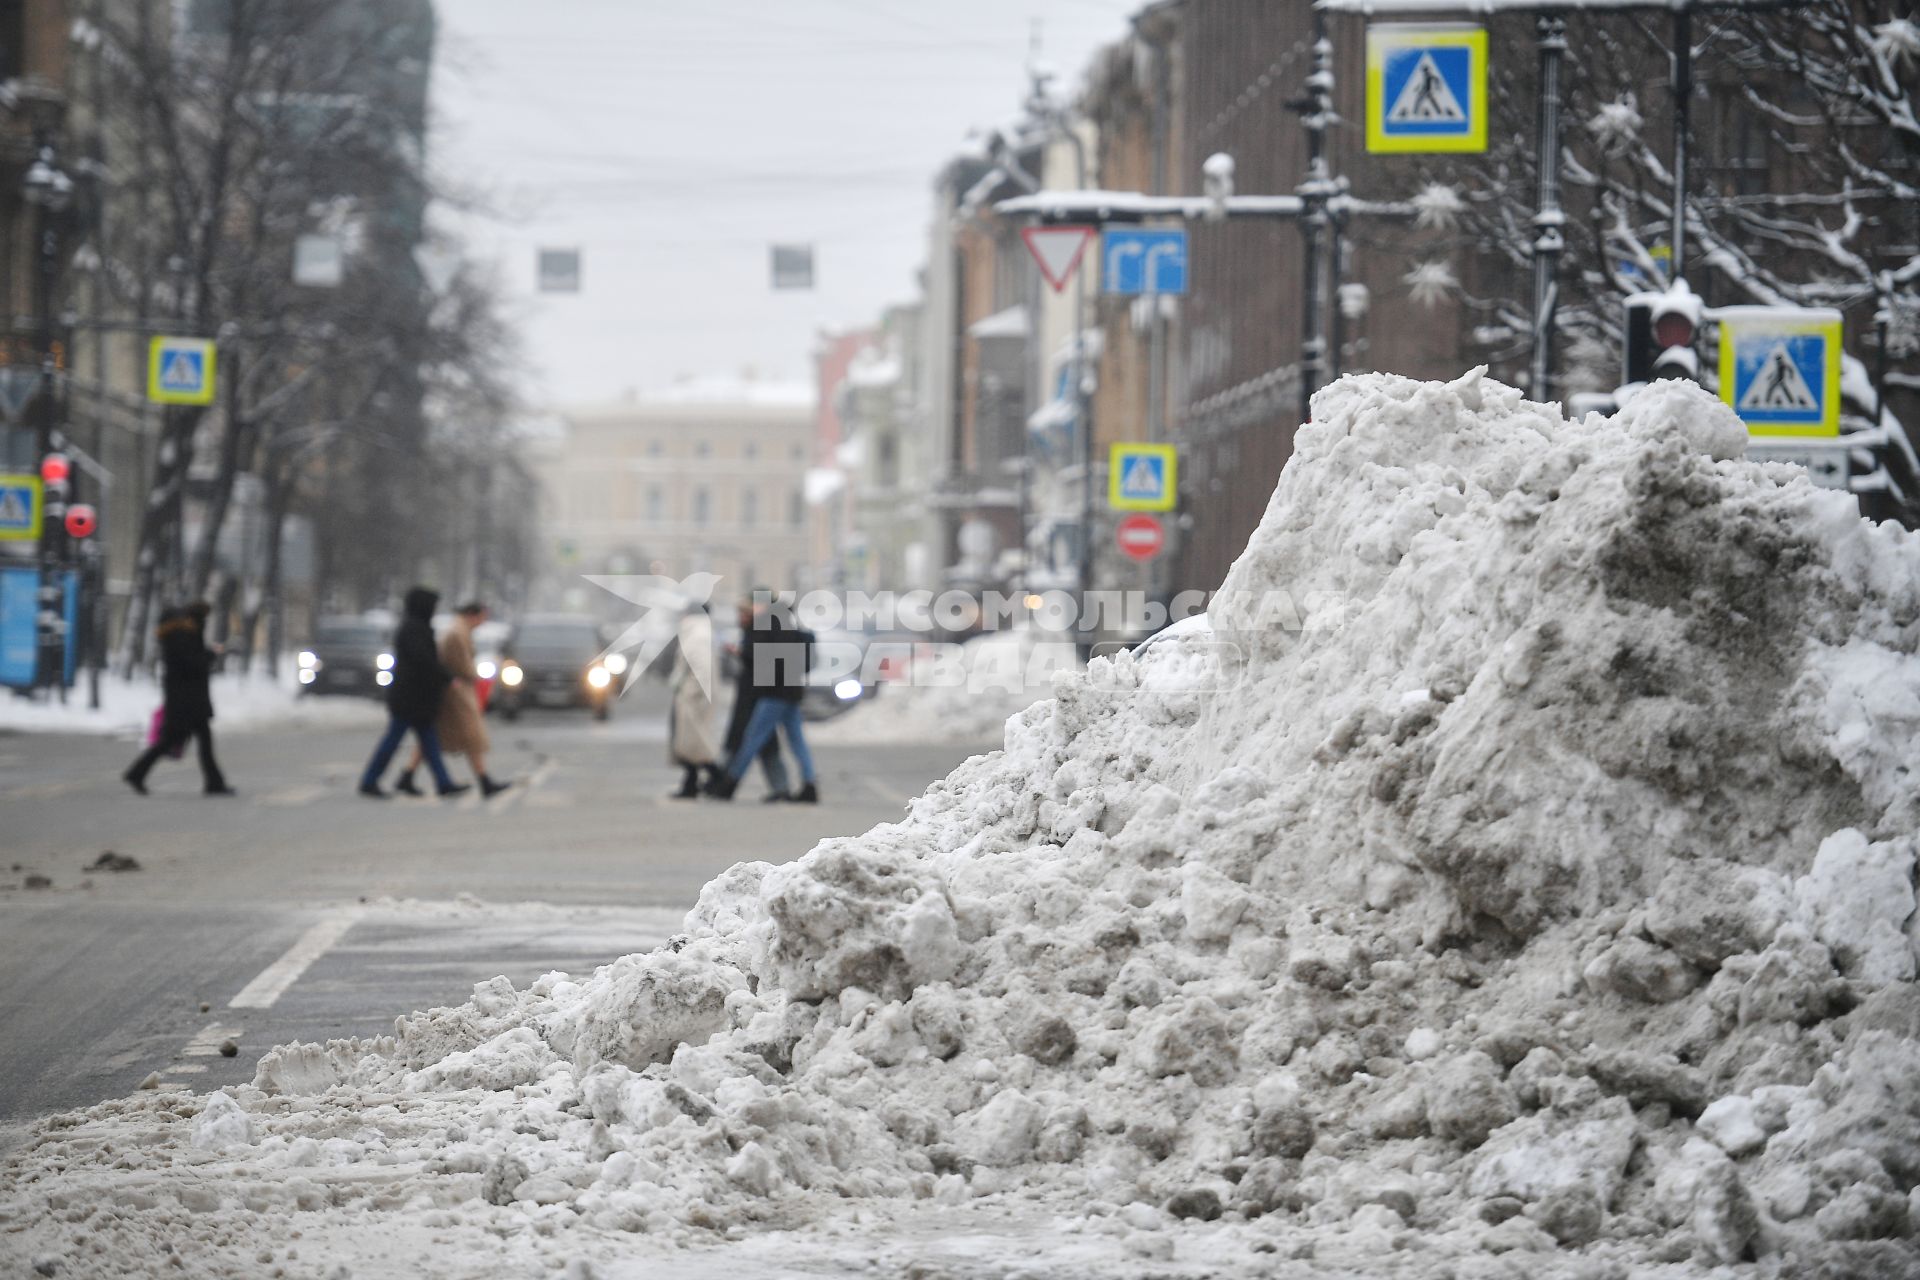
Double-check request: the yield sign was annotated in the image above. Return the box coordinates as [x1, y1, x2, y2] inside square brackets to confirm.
[1021, 225, 1096, 293]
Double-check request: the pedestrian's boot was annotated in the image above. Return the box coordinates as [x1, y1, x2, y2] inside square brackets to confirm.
[672, 767, 700, 800]
[705, 771, 738, 801]
[359, 783, 390, 799]
[393, 768, 423, 797]
[122, 770, 148, 796]
[792, 781, 819, 804]
[481, 775, 512, 799]
[438, 782, 473, 798]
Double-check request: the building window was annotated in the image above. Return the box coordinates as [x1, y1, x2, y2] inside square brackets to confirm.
[744, 440, 759, 461]
[696, 440, 712, 459]
[789, 490, 804, 528]
[647, 439, 663, 458]
[791, 444, 804, 461]
[741, 489, 758, 526]
[646, 486, 663, 522]
[694, 487, 710, 525]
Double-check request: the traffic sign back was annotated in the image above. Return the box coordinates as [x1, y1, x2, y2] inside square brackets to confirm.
[148, 336, 217, 405]
[1367, 24, 1487, 154]
[1109, 443, 1178, 512]
[0, 474, 42, 541]
[1716, 306, 1841, 437]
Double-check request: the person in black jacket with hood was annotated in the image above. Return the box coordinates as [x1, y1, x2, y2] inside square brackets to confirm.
[358, 587, 468, 798]
[123, 601, 233, 796]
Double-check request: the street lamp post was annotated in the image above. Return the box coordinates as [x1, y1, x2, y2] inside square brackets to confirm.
[23, 141, 73, 700]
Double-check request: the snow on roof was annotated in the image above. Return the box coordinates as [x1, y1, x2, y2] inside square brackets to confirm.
[968, 305, 1030, 340]
[845, 353, 902, 389]
[642, 376, 815, 408]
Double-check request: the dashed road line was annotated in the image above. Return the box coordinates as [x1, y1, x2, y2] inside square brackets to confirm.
[181, 1022, 244, 1056]
[228, 909, 362, 1009]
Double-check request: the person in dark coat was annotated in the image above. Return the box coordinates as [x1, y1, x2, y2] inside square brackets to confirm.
[708, 594, 818, 803]
[358, 586, 467, 798]
[720, 596, 792, 800]
[124, 601, 233, 795]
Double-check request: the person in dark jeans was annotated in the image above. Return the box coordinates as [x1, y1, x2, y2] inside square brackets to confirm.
[720, 596, 792, 800]
[124, 601, 234, 796]
[358, 586, 468, 798]
[708, 596, 817, 803]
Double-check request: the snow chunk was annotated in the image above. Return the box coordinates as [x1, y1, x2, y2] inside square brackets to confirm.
[189, 1091, 255, 1151]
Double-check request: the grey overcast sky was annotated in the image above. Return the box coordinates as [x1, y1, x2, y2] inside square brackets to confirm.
[429, 1, 1144, 408]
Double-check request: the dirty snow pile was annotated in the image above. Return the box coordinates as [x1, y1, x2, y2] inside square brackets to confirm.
[6, 371, 1920, 1279]
[814, 626, 1081, 746]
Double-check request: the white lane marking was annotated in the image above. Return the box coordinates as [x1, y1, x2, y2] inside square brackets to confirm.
[162, 1063, 207, 1074]
[182, 1022, 244, 1056]
[487, 755, 557, 813]
[228, 909, 361, 1009]
[863, 776, 910, 807]
[256, 784, 332, 807]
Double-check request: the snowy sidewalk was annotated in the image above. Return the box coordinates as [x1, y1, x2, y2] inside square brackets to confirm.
[0, 670, 383, 737]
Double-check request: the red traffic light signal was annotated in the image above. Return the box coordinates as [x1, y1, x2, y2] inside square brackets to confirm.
[40, 453, 70, 484]
[64, 504, 97, 538]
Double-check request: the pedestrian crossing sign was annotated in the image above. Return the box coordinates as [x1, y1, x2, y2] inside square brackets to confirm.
[1109, 442, 1178, 513]
[0, 473, 41, 541]
[1367, 24, 1488, 154]
[1716, 306, 1842, 437]
[148, 335, 217, 405]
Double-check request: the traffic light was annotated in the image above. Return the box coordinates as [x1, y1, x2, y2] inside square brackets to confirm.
[64, 504, 97, 539]
[1623, 284, 1702, 384]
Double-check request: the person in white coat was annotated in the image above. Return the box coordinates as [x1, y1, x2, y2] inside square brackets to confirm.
[668, 602, 722, 798]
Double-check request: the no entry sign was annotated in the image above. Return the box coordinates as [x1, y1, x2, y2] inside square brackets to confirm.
[1116, 513, 1166, 562]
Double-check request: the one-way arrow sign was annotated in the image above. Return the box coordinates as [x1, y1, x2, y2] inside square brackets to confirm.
[1021, 225, 1096, 293]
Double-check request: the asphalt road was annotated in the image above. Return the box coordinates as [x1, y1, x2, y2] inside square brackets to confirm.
[0, 687, 977, 1152]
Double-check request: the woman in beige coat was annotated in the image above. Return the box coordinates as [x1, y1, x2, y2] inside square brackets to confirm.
[396, 602, 510, 798]
[669, 603, 721, 798]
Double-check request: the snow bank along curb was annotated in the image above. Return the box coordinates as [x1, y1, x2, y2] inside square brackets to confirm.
[5, 371, 1919, 1278]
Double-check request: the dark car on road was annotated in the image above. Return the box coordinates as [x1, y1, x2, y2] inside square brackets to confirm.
[493, 614, 621, 720]
[297, 615, 395, 697]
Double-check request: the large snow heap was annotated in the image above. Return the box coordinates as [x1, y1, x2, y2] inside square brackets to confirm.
[8, 371, 1920, 1276]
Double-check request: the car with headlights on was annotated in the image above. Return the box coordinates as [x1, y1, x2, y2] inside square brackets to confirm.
[297, 614, 396, 697]
[492, 614, 623, 720]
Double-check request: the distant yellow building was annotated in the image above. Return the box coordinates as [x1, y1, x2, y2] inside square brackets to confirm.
[534, 381, 816, 609]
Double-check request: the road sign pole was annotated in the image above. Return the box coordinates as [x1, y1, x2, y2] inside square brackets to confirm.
[1670, 7, 1692, 280]
[1297, 8, 1334, 426]
[1528, 15, 1567, 399]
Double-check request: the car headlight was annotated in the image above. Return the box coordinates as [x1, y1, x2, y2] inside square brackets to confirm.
[500, 664, 523, 687]
[834, 678, 862, 700]
[376, 652, 395, 671]
[297, 668, 316, 684]
[375, 670, 394, 687]
[476, 659, 497, 680]
[603, 652, 629, 676]
[586, 665, 612, 689]
[298, 650, 318, 669]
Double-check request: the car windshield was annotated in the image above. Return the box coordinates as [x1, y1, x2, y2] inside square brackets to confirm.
[315, 622, 386, 649]
[512, 624, 599, 659]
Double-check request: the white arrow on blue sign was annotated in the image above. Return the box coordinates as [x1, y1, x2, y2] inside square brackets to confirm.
[1103, 228, 1187, 296]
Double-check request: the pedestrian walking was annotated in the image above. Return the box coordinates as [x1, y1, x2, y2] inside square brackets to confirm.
[707, 594, 818, 803]
[358, 587, 469, 799]
[394, 601, 509, 798]
[719, 595, 795, 800]
[667, 602, 722, 798]
[123, 601, 235, 796]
